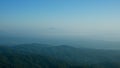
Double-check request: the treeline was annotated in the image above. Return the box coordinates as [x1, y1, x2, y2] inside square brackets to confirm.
[0, 46, 83, 68]
[0, 45, 120, 68]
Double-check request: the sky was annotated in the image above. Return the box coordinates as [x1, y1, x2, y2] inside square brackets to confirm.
[0, 0, 120, 41]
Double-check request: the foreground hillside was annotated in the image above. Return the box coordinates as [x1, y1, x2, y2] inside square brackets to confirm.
[0, 44, 120, 68]
[0, 46, 76, 68]
[11, 44, 120, 64]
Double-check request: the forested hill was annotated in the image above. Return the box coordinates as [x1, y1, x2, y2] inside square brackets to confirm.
[0, 46, 75, 68]
[0, 44, 120, 68]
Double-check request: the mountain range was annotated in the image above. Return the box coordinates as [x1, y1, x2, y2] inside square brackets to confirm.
[0, 43, 120, 68]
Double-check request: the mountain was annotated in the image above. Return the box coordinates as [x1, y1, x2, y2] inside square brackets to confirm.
[0, 46, 72, 68]
[1, 30, 120, 49]
[0, 44, 120, 68]
[10, 44, 120, 64]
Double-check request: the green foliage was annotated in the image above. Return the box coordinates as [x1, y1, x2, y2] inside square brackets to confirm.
[0, 44, 120, 68]
[0, 46, 71, 68]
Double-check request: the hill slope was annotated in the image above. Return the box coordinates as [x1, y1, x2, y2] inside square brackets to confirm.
[0, 44, 120, 68]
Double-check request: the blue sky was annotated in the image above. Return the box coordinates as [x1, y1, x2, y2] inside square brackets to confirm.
[0, 0, 120, 41]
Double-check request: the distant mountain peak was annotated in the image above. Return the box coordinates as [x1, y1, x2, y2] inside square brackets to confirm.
[56, 45, 75, 49]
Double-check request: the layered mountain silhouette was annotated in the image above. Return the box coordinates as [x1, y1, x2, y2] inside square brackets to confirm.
[0, 43, 120, 68]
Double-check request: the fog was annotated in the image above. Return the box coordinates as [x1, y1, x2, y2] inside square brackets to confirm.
[1, 0, 120, 49]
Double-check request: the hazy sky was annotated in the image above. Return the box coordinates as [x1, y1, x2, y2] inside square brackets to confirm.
[0, 0, 120, 41]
